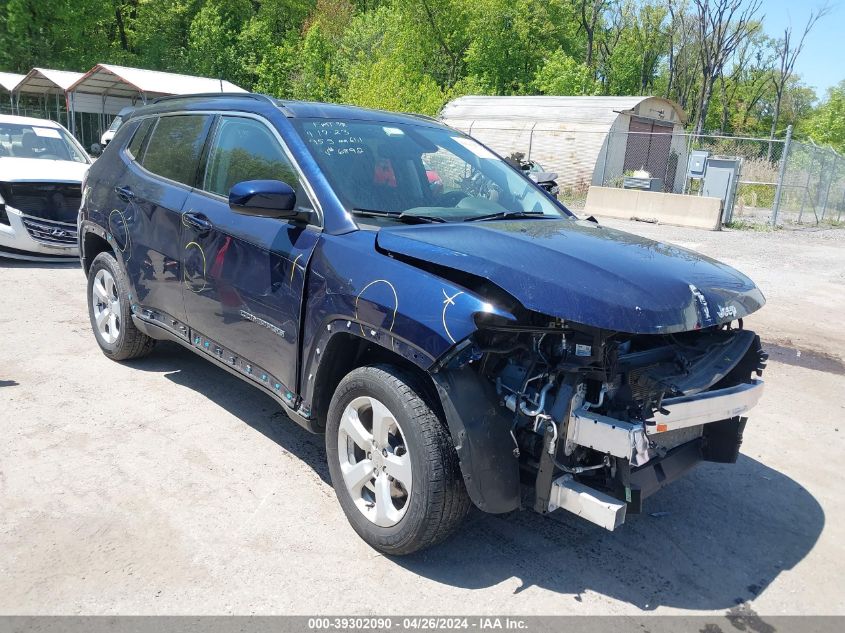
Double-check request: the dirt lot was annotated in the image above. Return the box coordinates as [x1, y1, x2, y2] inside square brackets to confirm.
[1, 220, 843, 616]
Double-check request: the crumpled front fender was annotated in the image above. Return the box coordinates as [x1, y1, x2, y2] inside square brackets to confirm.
[300, 231, 514, 402]
[299, 232, 521, 512]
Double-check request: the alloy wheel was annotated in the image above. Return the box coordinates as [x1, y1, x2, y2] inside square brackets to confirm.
[337, 396, 412, 527]
[91, 268, 121, 344]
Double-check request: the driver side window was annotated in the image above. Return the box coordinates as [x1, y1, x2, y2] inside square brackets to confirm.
[204, 116, 299, 198]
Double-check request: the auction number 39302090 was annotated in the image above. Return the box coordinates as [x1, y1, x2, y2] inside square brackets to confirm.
[307, 617, 528, 630]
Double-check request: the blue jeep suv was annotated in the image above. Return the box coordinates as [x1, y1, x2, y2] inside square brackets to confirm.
[79, 93, 767, 554]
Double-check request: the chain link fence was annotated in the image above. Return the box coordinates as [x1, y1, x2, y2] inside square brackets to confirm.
[777, 138, 845, 225]
[463, 121, 843, 227]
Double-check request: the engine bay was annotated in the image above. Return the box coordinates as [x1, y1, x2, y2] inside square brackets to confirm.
[454, 314, 768, 524]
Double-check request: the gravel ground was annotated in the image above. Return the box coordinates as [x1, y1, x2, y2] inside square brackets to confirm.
[1, 220, 843, 616]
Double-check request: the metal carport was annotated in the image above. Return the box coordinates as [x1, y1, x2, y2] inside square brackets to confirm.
[68, 63, 245, 113]
[66, 64, 245, 146]
[2, 64, 246, 147]
[11, 68, 83, 128]
[0, 72, 25, 112]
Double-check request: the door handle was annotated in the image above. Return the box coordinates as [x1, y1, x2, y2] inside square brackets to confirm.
[114, 185, 134, 202]
[183, 211, 213, 233]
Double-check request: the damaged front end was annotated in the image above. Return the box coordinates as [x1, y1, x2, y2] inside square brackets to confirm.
[374, 219, 768, 529]
[434, 313, 767, 530]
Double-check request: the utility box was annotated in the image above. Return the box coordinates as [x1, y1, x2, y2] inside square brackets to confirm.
[687, 150, 709, 179]
[702, 157, 742, 224]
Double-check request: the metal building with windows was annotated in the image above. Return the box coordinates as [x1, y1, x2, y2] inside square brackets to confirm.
[440, 95, 688, 195]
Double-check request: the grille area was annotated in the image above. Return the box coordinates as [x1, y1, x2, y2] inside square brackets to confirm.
[0, 182, 82, 223]
[628, 363, 660, 402]
[21, 216, 77, 246]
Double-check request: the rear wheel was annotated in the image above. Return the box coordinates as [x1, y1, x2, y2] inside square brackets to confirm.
[87, 251, 155, 360]
[326, 365, 470, 555]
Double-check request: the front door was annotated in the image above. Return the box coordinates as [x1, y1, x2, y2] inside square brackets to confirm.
[181, 114, 319, 397]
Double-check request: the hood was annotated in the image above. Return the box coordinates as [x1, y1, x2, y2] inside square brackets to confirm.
[0, 157, 89, 184]
[375, 219, 765, 334]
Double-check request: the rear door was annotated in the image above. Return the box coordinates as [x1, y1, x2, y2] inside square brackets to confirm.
[117, 114, 213, 326]
[180, 114, 320, 397]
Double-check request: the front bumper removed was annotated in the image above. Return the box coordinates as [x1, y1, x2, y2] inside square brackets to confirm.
[551, 380, 764, 530]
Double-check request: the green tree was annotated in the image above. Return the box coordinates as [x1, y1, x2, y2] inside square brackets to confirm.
[290, 23, 341, 101]
[0, 0, 834, 143]
[803, 81, 845, 153]
[600, 1, 668, 95]
[2, 0, 117, 71]
[342, 56, 445, 114]
[464, 0, 577, 95]
[333, 4, 446, 113]
[533, 49, 600, 96]
[130, 0, 199, 72]
[253, 34, 301, 97]
[187, 0, 252, 84]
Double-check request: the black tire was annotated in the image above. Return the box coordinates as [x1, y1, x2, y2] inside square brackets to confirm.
[326, 365, 470, 555]
[87, 251, 155, 361]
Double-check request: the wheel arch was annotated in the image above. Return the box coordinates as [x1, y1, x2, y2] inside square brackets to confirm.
[311, 331, 444, 435]
[310, 329, 521, 515]
[81, 224, 115, 275]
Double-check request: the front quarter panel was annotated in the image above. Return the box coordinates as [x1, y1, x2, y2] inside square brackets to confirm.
[301, 231, 513, 397]
[301, 230, 522, 513]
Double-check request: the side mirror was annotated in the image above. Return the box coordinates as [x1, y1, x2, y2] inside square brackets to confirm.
[89, 143, 103, 157]
[228, 180, 297, 218]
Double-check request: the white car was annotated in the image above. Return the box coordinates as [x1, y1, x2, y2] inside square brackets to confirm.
[99, 106, 133, 147]
[0, 114, 91, 261]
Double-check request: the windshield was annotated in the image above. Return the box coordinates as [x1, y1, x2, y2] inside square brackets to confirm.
[291, 118, 569, 223]
[0, 122, 90, 164]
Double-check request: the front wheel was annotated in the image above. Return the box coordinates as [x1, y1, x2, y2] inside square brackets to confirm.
[326, 365, 470, 555]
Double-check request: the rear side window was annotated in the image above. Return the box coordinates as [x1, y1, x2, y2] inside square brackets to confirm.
[142, 115, 211, 186]
[126, 118, 154, 160]
[203, 116, 299, 197]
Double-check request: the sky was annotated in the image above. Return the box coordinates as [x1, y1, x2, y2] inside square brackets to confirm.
[760, 0, 844, 98]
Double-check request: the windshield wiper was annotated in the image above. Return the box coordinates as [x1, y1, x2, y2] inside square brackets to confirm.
[351, 209, 445, 224]
[398, 212, 445, 224]
[463, 210, 549, 222]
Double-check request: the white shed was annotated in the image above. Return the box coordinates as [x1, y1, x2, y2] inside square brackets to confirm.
[440, 95, 688, 194]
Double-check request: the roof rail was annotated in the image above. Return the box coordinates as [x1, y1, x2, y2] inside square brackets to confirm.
[402, 112, 440, 123]
[150, 92, 274, 105]
[149, 92, 297, 116]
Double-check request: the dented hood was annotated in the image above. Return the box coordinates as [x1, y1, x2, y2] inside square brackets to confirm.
[375, 218, 765, 334]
